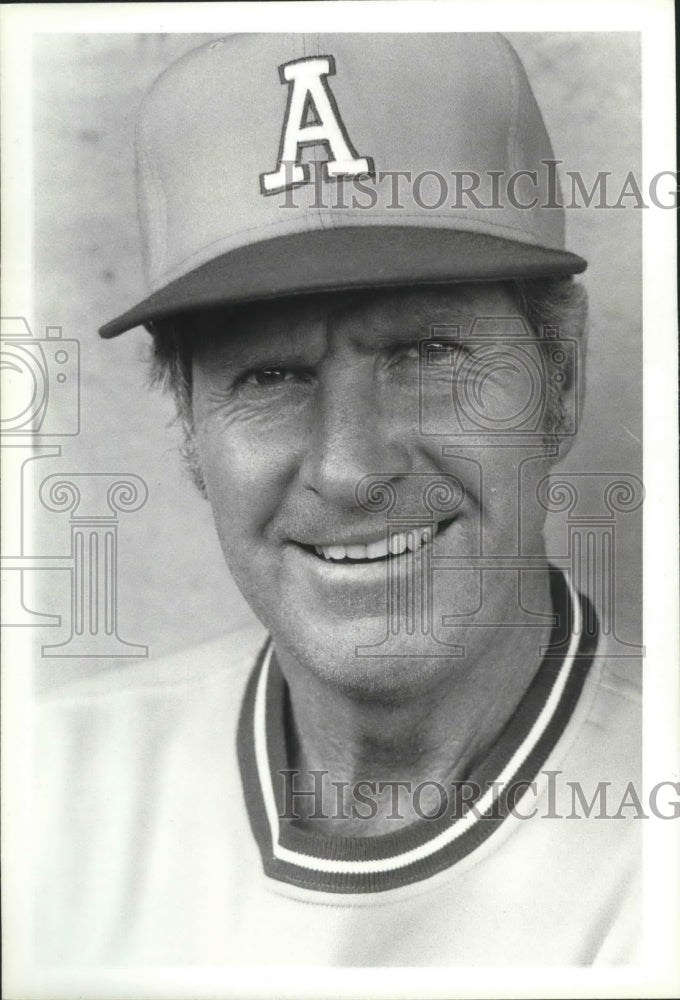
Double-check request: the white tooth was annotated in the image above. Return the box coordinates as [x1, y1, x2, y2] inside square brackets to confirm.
[346, 544, 367, 560]
[317, 527, 444, 563]
[389, 531, 408, 555]
[366, 538, 389, 560]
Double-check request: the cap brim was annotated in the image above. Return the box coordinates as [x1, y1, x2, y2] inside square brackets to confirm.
[99, 227, 587, 338]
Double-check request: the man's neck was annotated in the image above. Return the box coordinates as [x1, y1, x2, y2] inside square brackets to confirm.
[276, 568, 555, 837]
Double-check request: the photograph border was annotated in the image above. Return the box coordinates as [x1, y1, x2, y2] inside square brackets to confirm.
[1, 2, 678, 998]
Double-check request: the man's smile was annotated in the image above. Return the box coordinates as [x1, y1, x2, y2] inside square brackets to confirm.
[290, 517, 458, 565]
[314, 524, 436, 562]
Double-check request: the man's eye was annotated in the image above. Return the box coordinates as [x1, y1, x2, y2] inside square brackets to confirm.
[244, 367, 300, 387]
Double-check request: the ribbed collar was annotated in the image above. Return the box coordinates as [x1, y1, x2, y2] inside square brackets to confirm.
[237, 569, 598, 893]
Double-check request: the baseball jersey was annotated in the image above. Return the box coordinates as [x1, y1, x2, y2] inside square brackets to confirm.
[35, 570, 641, 967]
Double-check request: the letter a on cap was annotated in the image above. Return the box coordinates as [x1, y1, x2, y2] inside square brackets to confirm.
[260, 55, 373, 194]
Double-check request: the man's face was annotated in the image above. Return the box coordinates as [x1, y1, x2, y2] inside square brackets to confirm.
[191, 284, 573, 700]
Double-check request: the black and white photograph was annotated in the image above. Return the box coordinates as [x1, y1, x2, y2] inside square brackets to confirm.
[1, 2, 678, 998]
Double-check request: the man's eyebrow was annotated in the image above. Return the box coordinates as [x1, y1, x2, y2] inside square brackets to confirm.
[194, 325, 322, 370]
[199, 344, 313, 371]
[366, 309, 477, 340]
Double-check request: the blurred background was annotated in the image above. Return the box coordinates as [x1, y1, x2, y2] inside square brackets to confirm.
[26, 32, 641, 690]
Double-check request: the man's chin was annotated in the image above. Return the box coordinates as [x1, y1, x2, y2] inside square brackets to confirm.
[265, 607, 471, 704]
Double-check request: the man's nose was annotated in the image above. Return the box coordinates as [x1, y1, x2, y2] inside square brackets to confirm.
[299, 361, 412, 507]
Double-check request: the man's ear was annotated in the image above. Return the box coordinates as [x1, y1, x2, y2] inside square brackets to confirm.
[547, 321, 588, 463]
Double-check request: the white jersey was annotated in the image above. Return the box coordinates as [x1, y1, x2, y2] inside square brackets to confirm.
[35, 571, 641, 967]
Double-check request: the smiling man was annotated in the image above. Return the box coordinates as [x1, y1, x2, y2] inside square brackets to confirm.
[37, 33, 641, 968]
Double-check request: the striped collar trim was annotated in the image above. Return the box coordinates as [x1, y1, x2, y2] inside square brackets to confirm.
[237, 570, 598, 893]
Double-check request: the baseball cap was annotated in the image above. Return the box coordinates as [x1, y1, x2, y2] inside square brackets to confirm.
[100, 33, 587, 339]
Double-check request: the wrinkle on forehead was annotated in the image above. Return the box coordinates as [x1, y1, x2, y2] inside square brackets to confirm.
[327, 283, 520, 346]
[189, 282, 522, 364]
